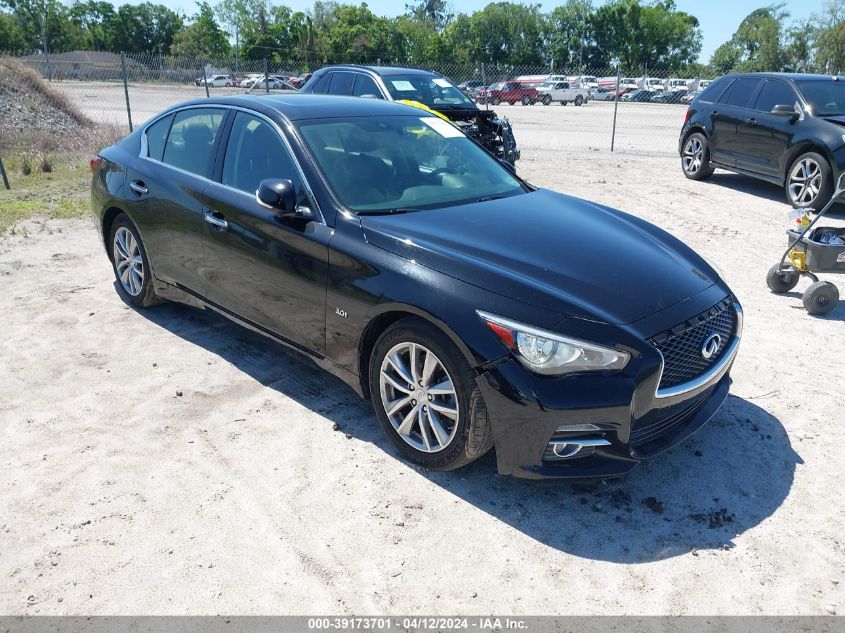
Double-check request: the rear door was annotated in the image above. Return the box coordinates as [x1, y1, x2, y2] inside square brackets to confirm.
[709, 77, 763, 168]
[200, 110, 332, 353]
[126, 107, 226, 295]
[741, 78, 800, 177]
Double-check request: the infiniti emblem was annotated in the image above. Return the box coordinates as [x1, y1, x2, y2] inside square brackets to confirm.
[701, 333, 722, 359]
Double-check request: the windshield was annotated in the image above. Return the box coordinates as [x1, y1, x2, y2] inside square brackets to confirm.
[382, 74, 475, 108]
[796, 79, 845, 116]
[296, 115, 525, 212]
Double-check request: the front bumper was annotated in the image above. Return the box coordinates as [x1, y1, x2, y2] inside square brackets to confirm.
[476, 299, 741, 480]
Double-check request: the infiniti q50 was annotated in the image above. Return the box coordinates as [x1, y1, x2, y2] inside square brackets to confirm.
[91, 94, 742, 479]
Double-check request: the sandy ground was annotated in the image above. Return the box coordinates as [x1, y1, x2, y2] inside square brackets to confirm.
[1, 102, 845, 616]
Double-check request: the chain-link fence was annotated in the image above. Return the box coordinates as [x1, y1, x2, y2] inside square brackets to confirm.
[3, 50, 718, 155]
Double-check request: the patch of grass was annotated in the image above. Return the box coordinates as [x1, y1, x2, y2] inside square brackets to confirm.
[0, 160, 90, 235]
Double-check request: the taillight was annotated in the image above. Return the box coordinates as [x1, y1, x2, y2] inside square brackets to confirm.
[684, 107, 692, 125]
[90, 156, 103, 173]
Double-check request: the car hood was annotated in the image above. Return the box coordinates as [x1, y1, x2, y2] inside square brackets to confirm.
[360, 189, 718, 325]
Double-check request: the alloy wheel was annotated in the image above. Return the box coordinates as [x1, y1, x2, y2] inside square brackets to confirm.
[113, 226, 144, 296]
[682, 136, 704, 174]
[788, 158, 822, 206]
[379, 341, 459, 453]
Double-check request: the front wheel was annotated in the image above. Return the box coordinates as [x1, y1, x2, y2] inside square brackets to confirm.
[369, 318, 494, 471]
[109, 214, 161, 308]
[681, 132, 715, 181]
[786, 152, 833, 210]
[491, 97, 500, 106]
[542, 94, 551, 105]
[521, 96, 530, 105]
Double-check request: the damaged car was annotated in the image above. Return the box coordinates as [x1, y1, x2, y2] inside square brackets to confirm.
[92, 95, 741, 479]
[299, 65, 520, 166]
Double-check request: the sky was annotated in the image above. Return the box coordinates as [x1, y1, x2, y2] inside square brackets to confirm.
[124, 0, 829, 63]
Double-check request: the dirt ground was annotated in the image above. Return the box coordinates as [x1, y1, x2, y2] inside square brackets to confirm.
[1, 100, 844, 616]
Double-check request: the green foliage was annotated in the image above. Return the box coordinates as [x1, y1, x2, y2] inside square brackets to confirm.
[0, 9, 25, 50]
[171, 1, 231, 58]
[104, 3, 183, 53]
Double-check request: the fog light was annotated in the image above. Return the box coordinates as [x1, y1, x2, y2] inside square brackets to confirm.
[546, 438, 611, 461]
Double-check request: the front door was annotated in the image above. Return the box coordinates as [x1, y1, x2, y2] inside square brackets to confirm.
[737, 78, 800, 178]
[201, 111, 331, 354]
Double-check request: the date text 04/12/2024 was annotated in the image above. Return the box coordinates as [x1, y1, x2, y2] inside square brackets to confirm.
[307, 617, 529, 630]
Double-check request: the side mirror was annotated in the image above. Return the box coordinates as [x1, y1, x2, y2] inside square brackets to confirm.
[257, 179, 296, 213]
[771, 104, 799, 120]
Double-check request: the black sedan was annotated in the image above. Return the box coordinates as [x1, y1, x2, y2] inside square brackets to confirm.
[680, 72, 845, 209]
[91, 94, 742, 479]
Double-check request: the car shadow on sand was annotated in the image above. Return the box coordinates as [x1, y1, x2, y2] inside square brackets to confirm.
[132, 295, 802, 565]
[709, 171, 845, 218]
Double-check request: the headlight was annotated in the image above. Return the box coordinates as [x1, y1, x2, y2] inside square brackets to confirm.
[476, 311, 630, 376]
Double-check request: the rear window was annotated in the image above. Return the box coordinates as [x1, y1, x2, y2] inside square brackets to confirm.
[145, 114, 173, 161]
[328, 72, 355, 96]
[719, 77, 762, 108]
[696, 77, 730, 102]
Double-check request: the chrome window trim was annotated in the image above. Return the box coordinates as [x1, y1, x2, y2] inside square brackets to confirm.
[138, 104, 325, 225]
[654, 302, 743, 399]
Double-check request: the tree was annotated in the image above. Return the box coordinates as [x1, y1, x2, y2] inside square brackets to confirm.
[1, 0, 89, 52]
[104, 3, 184, 53]
[171, 1, 230, 59]
[732, 4, 788, 72]
[0, 10, 25, 50]
[709, 41, 742, 74]
[547, 0, 596, 71]
[68, 0, 115, 50]
[405, 0, 452, 32]
[466, 2, 548, 67]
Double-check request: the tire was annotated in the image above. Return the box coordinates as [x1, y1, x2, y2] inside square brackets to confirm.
[785, 152, 834, 211]
[766, 264, 800, 293]
[521, 96, 530, 105]
[508, 100, 515, 105]
[491, 97, 500, 106]
[109, 214, 161, 308]
[369, 317, 494, 471]
[575, 95, 584, 106]
[542, 94, 551, 105]
[681, 132, 715, 181]
[803, 281, 839, 315]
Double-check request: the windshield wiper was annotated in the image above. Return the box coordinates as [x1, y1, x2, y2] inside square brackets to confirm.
[476, 195, 506, 203]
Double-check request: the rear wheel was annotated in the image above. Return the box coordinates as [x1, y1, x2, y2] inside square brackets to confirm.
[369, 318, 493, 471]
[491, 97, 500, 106]
[803, 281, 839, 315]
[521, 96, 530, 105]
[542, 94, 551, 105]
[786, 152, 833, 210]
[681, 132, 715, 181]
[574, 95, 584, 106]
[508, 100, 515, 105]
[766, 264, 800, 293]
[109, 214, 161, 308]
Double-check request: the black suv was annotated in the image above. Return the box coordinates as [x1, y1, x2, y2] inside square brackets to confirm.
[680, 73, 845, 209]
[300, 65, 520, 166]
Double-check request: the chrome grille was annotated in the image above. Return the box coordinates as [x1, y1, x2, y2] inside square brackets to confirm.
[651, 298, 737, 390]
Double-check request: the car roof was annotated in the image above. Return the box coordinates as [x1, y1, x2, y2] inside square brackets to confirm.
[317, 64, 438, 77]
[732, 72, 845, 82]
[171, 93, 433, 121]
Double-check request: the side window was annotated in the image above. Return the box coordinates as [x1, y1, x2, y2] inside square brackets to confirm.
[754, 80, 798, 112]
[222, 112, 300, 195]
[162, 108, 225, 177]
[309, 72, 330, 94]
[719, 78, 762, 109]
[145, 114, 173, 161]
[354, 73, 382, 98]
[328, 72, 355, 96]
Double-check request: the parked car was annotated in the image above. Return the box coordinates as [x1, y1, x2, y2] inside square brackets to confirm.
[247, 77, 287, 90]
[477, 81, 537, 105]
[680, 72, 845, 209]
[680, 90, 701, 104]
[195, 74, 232, 88]
[589, 87, 614, 101]
[621, 89, 654, 102]
[239, 74, 262, 88]
[300, 65, 520, 165]
[537, 81, 589, 106]
[652, 89, 687, 104]
[458, 80, 485, 99]
[91, 94, 741, 479]
[288, 72, 312, 89]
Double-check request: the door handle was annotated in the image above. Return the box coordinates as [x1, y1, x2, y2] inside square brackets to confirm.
[712, 110, 719, 119]
[204, 211, 228, 230]
[129, 180, 148, 195]
[745, 118, 758, 126]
